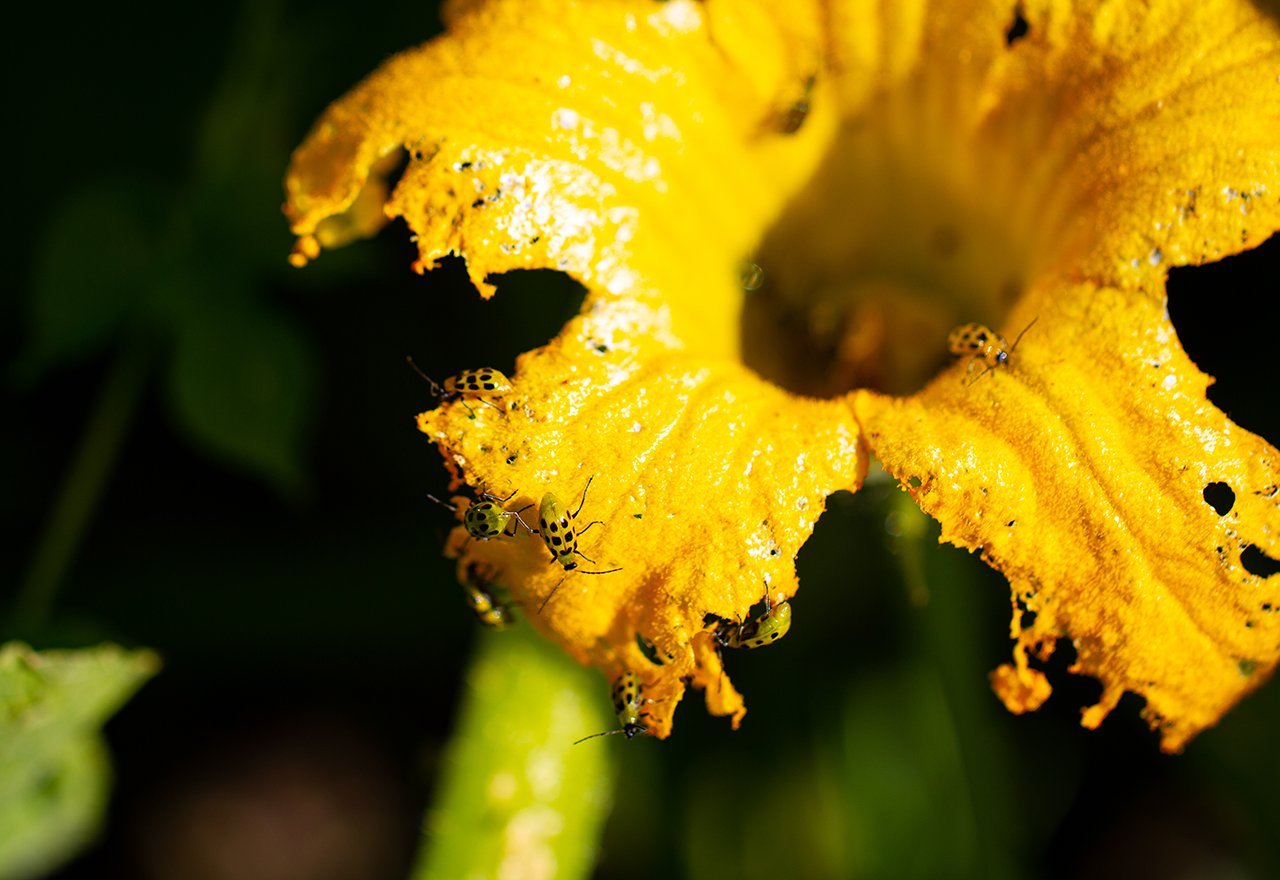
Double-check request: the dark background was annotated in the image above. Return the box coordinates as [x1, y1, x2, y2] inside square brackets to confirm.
[4, 2, 1279, 878]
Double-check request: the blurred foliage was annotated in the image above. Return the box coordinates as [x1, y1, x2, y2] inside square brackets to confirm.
[0, 643, 157, 880]
[13, 3, 318, 497]
[414, 627, 616, 880]
[4, 1, 1280, 879]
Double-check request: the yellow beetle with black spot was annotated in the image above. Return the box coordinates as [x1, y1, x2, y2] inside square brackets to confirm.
[947, 317, 1038, 383]
[574, 671, 651, 744]
[536, 476, 622, 612]
[406, 357, 512, 414]
[713, 596, 793, 650]
[428, 488, 534, 540]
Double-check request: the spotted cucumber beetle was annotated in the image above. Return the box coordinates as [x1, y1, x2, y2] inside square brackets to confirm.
[573, 672, 651, 744]
[406, 357, 512, 414]
[712, 594, 793, 650]
[459, 560, 514, 629]
[428, 488, 534, 540]
[536, 476, 623, 612]
[947, 316, 1039, 384]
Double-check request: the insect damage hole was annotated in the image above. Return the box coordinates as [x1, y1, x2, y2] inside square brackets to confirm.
[488, 269, 590, 355]
[1004, 4, 1030, 46]
[1202, 482, 1235, 516]
[1241, 545, 1280, 578]
[1168, 238, 1280, 448]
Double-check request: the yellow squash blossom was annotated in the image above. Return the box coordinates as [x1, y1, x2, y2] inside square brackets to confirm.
[285, 0, 1280, 751]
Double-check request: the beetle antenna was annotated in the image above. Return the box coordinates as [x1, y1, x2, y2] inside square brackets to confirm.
[1009, 315, 1039, 352]
[965, 364, 996, 386]
[573, 475, 596, 518]
[539, 576, 567, 613]
[405, 356, 443, 396]
[573, 728, 628, 745]
[426, 493, 458, 513]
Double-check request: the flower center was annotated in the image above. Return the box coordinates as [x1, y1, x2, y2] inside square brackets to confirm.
[741, 92, 1041, 397]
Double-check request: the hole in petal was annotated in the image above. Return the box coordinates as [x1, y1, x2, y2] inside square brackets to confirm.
[1201, 482, 1235, 516]
[1241, 545, 1280, 579]
[1168, 235, 1280, 447]
[384, 149, 411, 189]
[486, 269, 589, 354]
[400, 262, 587, 390]
[1004, 5, 1030, 47]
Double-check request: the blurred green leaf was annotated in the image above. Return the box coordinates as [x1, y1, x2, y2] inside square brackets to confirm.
[888, 493, 1044, 879]
[0, 642, 158, 880]
[167, 297, 316, 496]
[414, 626, 616, 880]
[16, 183, 159, 383]
[840, 665, 980, 880]
[683, 739, 849, 880]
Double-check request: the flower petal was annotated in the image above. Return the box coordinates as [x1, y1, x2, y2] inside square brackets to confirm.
[984, 0, 1280, 285]
[285, 0, 834, 357]
[422, 315, 864, 736]
[285, 0, 1280, 748]
[856, 282, 1280, 752]
[285, 0, 867, 733]
[828, 0, 1280, 749]
[826, 0, 1280, 289]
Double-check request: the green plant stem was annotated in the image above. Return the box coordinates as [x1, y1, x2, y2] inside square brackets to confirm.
[413, 625, 617, 880]
[11, 342, 149, 630]
[891, 494, 1022, 880]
